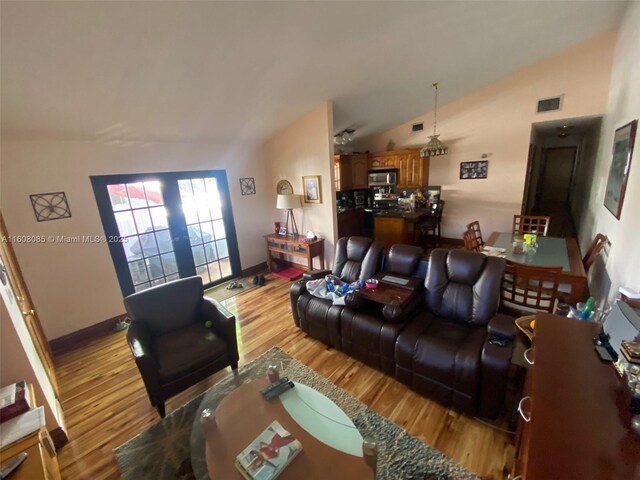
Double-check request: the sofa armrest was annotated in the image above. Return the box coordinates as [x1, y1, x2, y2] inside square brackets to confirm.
[487, 314, 517, 340]
[290, 280, 309, 327]
[201, 297, 239, 364]
[126, 322, 162, 405]
[382, 291, 422, 323]
[303, 269, 331, 281]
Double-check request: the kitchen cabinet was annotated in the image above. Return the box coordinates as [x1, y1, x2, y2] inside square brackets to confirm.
[368, 149, 429, 189]
[335, 154, 368, 191]
[350, 154, 368, 189]
[337, 208, 365, 238]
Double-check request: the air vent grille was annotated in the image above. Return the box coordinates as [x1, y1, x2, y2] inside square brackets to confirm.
[537, 95, 563, 113]
[411, 123, 424, 132]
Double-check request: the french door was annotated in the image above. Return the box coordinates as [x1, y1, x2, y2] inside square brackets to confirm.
[91, 170, 240, 296]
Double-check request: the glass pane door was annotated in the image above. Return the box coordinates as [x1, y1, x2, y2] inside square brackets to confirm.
[107, 181, 179, 292]
[92, 170, 240, 297]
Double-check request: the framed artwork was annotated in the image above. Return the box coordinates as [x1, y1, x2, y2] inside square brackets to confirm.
[302, 176, 322, 204]
[459, 161, 488, 179]
[239, 177, 256, 196]
[278, 226, 287, 236]
[30, 192, 72, 221]
[604, 120, 637, 219]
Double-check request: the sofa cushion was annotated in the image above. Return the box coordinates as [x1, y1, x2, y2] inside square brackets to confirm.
[154, 323, 227, 382]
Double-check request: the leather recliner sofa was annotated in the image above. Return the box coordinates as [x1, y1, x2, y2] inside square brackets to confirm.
[291, 243, 515, 418]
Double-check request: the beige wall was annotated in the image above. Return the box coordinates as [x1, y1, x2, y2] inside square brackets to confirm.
[0, 140, 271, 339]
[263, 102, 337, 267]
[575, 1, 640, 302]
[359, 32, 616, 240]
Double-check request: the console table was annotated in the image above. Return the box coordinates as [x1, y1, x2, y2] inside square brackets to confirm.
[264, 234, 325, 272]
[512, 314, 640, 479]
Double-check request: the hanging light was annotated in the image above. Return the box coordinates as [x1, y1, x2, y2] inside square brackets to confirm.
[334, 129, 355, 145]
[420, 82, 448, 158]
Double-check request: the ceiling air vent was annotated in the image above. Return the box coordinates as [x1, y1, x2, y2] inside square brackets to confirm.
[537, 95, 563, 113]
[411, 122, 424, 132]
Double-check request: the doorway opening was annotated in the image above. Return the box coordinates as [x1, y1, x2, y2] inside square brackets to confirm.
[522, 116, 603, 237]
[91, 170, 240, 296]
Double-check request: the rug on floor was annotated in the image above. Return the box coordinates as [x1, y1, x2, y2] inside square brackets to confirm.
[204, 277, 256, 303]
[114, 347, 478, 480]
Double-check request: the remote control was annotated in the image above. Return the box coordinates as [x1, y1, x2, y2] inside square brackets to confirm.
[264, 381, 294, 400]
[260, 377, 289, 398]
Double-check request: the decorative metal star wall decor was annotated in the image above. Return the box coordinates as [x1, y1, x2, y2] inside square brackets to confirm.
[239, 177, 256, 196]
[30, 192, 72, 222]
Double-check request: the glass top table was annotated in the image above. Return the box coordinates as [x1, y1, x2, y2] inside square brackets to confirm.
[485, 232, 588, 305]
[189, 359, 373, 480]
[487, 232, 571, 271]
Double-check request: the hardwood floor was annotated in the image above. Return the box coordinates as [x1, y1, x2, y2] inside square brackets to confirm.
[55, 275, 514, 479]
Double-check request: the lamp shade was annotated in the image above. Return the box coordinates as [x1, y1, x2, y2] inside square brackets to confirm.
[276, 194, 301, 210]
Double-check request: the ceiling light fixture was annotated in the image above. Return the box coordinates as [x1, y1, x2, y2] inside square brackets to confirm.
[334, 129, 355, 145]
[421, 82, 448, 158]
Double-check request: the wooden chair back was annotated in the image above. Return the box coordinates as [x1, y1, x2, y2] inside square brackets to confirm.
[501, 262, 562, 316]
[582, 233, 608, 272]
[466, 220, 484, 248]
[463, 229, 483, 253]
[513, 215, 551, 236]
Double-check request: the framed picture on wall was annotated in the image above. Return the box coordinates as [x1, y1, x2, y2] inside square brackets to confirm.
[459, 161, 488, 179]
[604, 120, 637, 219]
[302, 175, 322, 204]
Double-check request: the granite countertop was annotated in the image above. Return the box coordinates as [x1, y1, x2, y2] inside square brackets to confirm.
[336, 206, 364, 215]
[374, 208, 433, 220]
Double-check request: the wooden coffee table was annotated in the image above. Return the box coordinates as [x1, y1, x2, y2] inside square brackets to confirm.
[195, 378, 373, 479]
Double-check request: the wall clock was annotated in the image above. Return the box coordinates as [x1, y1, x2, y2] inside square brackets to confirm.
[276, 180, 294, 195]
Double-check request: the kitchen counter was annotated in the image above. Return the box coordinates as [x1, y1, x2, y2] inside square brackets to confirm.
[374, 208, 433, 220]
[336, 206, 364, 215]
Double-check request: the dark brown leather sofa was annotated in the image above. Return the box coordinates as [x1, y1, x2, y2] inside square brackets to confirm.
[291, 243, 515, 418]
[395, 249, 514, 418]
[124, 276, 239, 417]
[290, 236, 384, 347]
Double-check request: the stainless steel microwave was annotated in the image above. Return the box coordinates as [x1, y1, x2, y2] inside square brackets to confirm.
[368, 169, 397, 187]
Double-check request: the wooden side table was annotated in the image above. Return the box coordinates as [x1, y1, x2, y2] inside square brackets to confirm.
[264, 234, 325, 272]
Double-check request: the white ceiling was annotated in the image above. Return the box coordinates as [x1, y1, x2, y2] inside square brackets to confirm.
[0, 1, 628, 145]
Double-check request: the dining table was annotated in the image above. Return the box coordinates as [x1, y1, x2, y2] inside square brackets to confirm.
[485, 232, 588, 306]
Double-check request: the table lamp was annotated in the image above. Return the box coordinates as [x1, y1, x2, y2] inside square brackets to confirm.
[276, 194, 302, 237]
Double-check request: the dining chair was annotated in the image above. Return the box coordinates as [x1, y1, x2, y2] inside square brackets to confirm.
[418, 201, 445, 248]
[582, 233, 608, 272]
[463, 229, 483, 253]
[466, 220, 484, 248]
[500, 262, 562, 317]
[512, 215, 551, 237]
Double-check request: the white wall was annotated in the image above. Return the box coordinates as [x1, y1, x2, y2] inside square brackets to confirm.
[0, 140, 271, 339]
[575, 1, 640, 303]
[357, 33, 616, 240]
[263, 102, 337, 267]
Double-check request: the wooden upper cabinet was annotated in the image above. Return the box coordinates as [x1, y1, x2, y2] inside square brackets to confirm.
[368, 149, 428, 189]
[350, 154, 368, 189]
[334, 155, 352, 191]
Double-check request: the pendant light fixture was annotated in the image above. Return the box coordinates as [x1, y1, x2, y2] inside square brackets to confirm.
[420, 82, 448, 158]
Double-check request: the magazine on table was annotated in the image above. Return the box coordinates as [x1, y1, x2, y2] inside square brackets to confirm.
[235, 420, 302, 480]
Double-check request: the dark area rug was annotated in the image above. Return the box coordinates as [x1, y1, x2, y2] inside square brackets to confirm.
[114, 347, 478, 480]
[203, 277, 256, 303]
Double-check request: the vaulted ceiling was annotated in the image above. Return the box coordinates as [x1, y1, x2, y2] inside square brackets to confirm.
[0, 1, 627, 145]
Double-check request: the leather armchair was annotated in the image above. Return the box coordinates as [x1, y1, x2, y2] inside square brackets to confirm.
[290, 236, 384, 346]
[395, 249, 514, 418]
[124, 276, 239, 417]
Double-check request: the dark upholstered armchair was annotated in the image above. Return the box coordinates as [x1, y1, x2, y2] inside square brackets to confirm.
[395, 249, 515, 418]
[124, 276, 239, 417]
[290, 236, 384, 347]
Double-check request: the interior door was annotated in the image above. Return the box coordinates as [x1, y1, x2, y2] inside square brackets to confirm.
[0, 212, 59, 396]
[91, 170, 240, 296]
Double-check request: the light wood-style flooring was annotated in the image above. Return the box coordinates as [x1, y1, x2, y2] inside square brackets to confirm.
[55, 275, 514, 479]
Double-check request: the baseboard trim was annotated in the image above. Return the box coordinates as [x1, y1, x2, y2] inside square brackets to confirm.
[241, 261, 268, 277]
[50, 426, 69, 450]
[50, 313, 127, 357]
